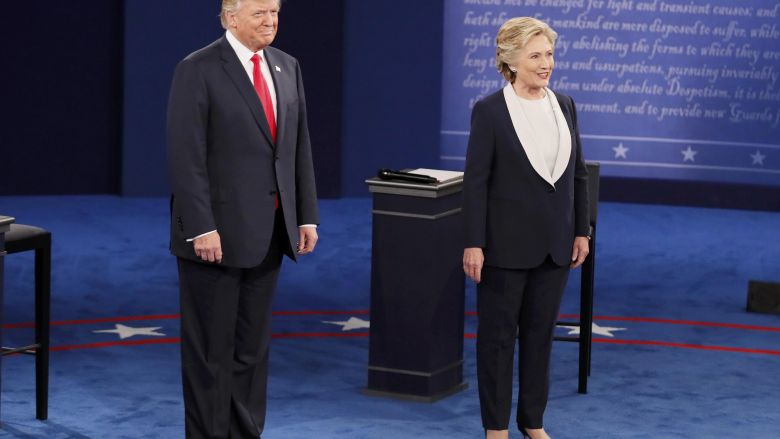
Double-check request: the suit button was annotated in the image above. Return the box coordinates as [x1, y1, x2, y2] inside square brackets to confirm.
[269, 190, 277, 195]
[274, 156, 280, 161]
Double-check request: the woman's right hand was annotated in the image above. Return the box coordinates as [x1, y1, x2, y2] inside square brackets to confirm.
[463, 247, 484, 283]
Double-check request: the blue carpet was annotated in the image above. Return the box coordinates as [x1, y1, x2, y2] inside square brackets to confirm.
[1, 196, 778, 438]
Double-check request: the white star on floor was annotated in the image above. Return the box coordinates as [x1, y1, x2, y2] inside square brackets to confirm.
[612, 142, 629, 159]
[681, 146, 698, 162]
[558, 322, 627, 338]
[93, 324, 166, 340]
[750, 150, 766, 166]
[322, 317, 370, 331]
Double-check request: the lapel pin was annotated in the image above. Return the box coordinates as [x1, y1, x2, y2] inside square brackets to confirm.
[275, 66, 281, 72]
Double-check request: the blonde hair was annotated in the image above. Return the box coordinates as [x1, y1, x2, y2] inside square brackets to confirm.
[495, 17, 558, 83]
[220, 0, 282, 29]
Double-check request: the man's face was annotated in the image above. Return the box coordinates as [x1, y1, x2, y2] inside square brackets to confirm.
[228, 0, 279, 52]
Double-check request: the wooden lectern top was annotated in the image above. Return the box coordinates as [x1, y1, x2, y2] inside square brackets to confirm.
[0, 216, 14, 232]
[366, 169, 463, 199]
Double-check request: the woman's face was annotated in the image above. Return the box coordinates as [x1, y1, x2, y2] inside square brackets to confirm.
[511, 34, 554, 92]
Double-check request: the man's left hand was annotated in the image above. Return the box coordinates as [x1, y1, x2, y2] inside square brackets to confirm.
[570, 236, 590, 269]
[297, 227, 318, 255]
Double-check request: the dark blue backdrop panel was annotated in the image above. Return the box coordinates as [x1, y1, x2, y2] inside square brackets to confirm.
[273, 0, 344, 198]
[122, 0, 344, 198]
[121, 0, 223, 197]
[440, 0, 780, 187]
[0, 1, 122, 195]
[341, 0, 445, 196]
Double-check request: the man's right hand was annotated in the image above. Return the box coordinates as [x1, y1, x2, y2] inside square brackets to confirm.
[463, 247, 484, 283]
[193, 231, 222, 263]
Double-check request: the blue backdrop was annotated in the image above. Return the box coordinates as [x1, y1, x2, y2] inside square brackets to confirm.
[121, 0, 345, 198]
[2, 0, 778, 208]
[440, 0, 780, 186]
[1, 1, 122, 195]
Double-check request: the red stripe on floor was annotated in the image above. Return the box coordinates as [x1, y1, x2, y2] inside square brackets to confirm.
[51, 337, 182, 352]
[44, 333, 368, 352]
[592, 338, 780, 356]
[420, 312, 780, 333]
[592, 316, 780, 332]
[2, 310, 371, 329]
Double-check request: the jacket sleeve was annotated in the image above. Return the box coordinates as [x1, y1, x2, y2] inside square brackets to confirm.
[166, 58, 216, 239]
[292, 59, 320, 226]
[462, 99, 495, 249]
[569, 95, 591, 237]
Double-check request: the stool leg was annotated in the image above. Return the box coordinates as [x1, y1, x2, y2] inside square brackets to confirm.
[1, 245, 5, 424]
[577, 229, 596, 394]
[35, 239, 51, 420]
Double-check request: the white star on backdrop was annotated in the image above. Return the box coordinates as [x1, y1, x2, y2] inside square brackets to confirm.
[750, 150, 766, 166]
[93, 324, 166, 340]
[322, 317, 370, 331]
[558, 322, 627, 338]
[681, 146, 698, 162]
[612, 143, 629, 159]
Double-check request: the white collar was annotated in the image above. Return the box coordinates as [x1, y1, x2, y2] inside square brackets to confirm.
[502, 84, 572, 187]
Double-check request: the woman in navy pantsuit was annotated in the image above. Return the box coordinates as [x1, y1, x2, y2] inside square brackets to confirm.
[462, 17, 590, 439]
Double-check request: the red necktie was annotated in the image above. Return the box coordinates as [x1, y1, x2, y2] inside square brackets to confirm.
[251, 54, 276, 142]
[251, 54, 279, 209]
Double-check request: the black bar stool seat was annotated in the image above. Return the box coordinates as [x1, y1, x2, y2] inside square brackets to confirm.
[2, 223, 51, 420]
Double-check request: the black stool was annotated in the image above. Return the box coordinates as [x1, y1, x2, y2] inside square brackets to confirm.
[554, 162, 600, 394]
[1, 224, 51, 420]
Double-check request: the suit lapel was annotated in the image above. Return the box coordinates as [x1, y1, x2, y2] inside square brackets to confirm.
[547, 88, 572, 183]
[502, 84, 554, 187]
[264, 49, 287, 149]
[219, 37, 275, 146]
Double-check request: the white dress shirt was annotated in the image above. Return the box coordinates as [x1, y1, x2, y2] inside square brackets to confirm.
[225, 30, 277, 120]
[516, 93, 560, 175]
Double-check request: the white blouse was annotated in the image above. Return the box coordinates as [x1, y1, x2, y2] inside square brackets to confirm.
[516, 94, 560, 175]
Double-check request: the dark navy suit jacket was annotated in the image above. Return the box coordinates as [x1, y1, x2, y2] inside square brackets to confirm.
[167, 36, 319, 268]
[463, 87, 589, 269]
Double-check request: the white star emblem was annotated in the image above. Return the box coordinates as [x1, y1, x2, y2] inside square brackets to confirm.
[93, 324, 166, 340]
[750, 150, 766, 166]
[558, 322, 627, 338]
[322, 317, 370, 331]
[681, 146, 698, 162]
[275, 65, 281, 72]
[612, 143, 629, 159]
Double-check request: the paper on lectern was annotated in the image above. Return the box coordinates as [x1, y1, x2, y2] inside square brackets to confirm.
[407, 168, 464, 183]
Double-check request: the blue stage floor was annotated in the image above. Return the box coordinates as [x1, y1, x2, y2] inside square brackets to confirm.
[1, 196, 779, 438]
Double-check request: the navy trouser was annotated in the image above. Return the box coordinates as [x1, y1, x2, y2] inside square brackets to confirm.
[476, 257, 570, 432]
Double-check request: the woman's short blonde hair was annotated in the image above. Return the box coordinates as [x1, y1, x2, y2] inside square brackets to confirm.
[495, 17, 558, 83]
[220, 0, 281, 29]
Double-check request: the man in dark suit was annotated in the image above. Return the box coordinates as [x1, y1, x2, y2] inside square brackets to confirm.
[166, 0, 318, 437]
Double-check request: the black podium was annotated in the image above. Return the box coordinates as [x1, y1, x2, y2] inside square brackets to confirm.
[364, 176, 467, 402]
[0, 215, 14, 422]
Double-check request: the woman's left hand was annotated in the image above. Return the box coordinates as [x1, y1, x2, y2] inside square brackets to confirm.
[570, 236, 590, 268]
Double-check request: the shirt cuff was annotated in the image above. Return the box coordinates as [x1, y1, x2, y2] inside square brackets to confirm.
[299, 224, 317, 228]
[186, 230, 217, 242]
